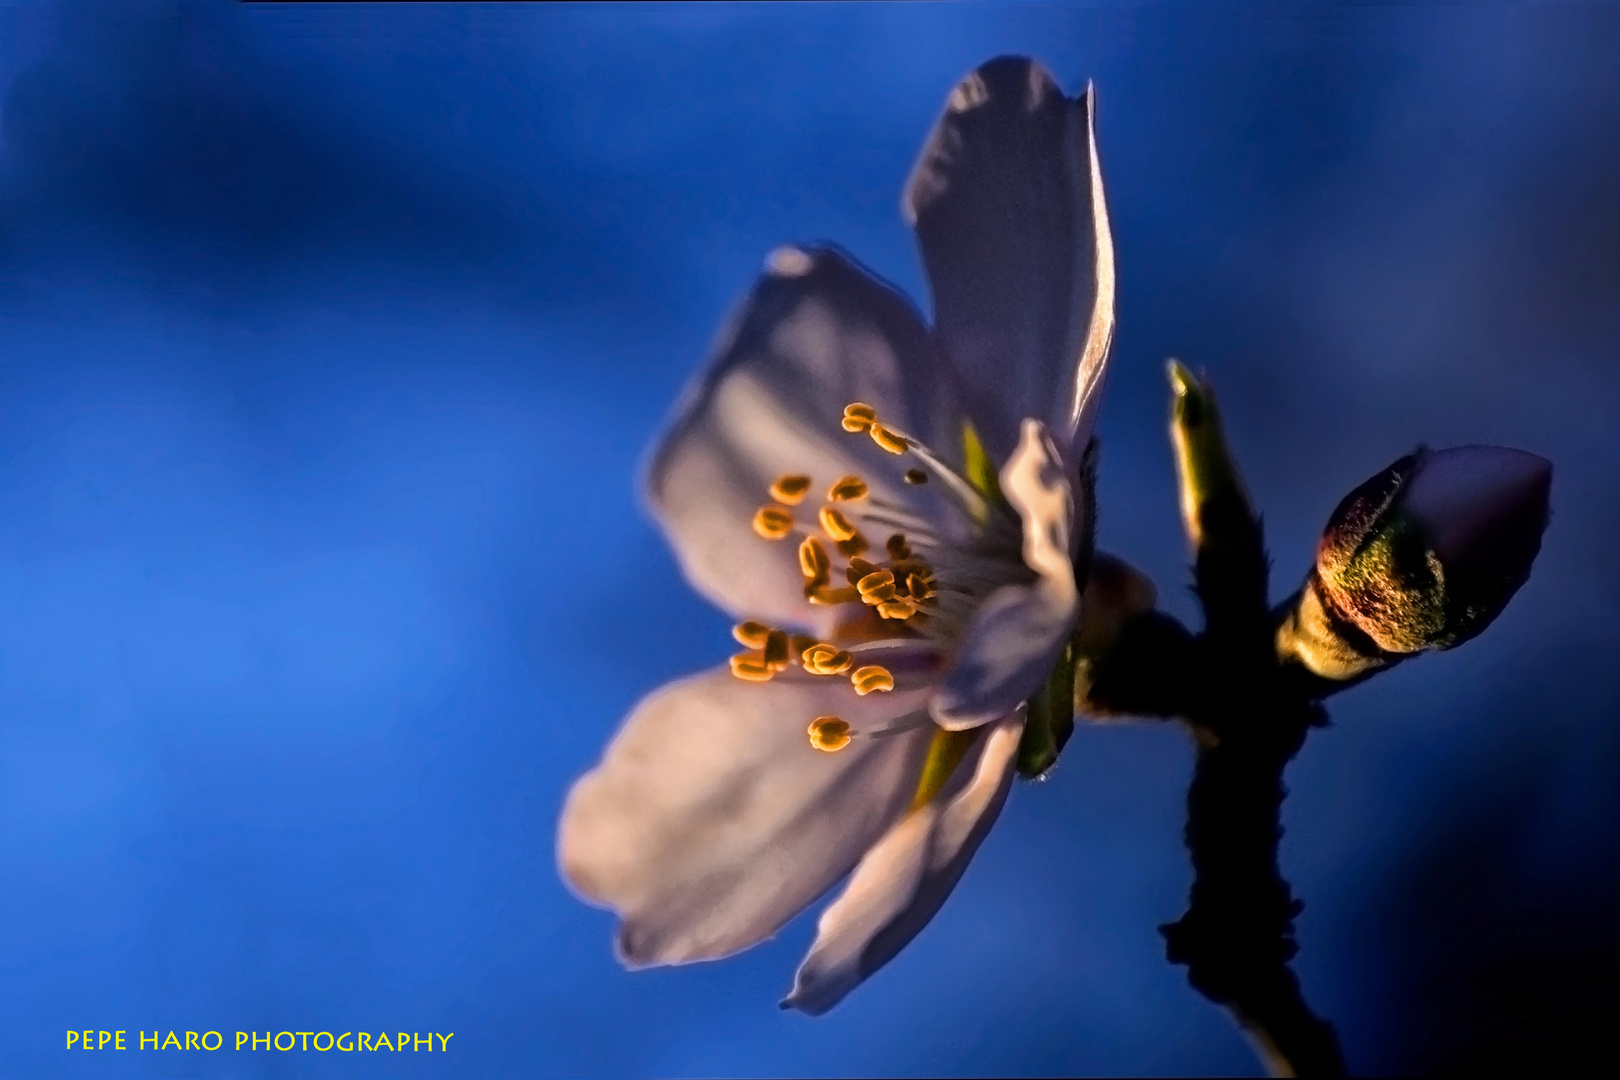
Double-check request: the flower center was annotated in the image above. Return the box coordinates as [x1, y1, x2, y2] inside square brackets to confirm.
[730, 401, 1034, 751]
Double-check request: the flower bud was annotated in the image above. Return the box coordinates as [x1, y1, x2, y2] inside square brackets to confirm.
[1303, 445, 1551, 669]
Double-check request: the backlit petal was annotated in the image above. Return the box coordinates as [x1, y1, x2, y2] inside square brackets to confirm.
[781, 712, 1023, 1015]
[647, 247, 963, 632]
[932, 420, 1078, 730]
[905, 56, 1115, 464]
[558, 667, 937, 967]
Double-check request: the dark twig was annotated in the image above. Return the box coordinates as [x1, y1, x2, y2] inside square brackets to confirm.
[1163, 693, 1343, 1078]
[1077, 364, 1349, 1076]
[1172, 428, 1345, 1075]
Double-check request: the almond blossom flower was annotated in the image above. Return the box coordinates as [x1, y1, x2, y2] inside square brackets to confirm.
[558, 56, 1115, 1015]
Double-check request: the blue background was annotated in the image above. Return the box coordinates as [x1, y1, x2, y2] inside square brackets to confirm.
[2, 2, 1617, 1076]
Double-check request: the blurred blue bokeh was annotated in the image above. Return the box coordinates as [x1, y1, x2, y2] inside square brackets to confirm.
[1, 2, 1616, 1076]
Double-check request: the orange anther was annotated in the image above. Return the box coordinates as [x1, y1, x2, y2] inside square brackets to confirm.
[732, 621, 772, 648]
[808, 584, 861, 606]
[769, 474, 813, 505]
[798, 535, 830, 582]
[841, 403, 876, 433]
[828, 475, 869, 501]
[876, 600, 915, 621]
[752, 506, 794, 539]
[729, 653, 775, 682]
[808, 716, 852, 752]
[763, 630, 791, 671]
[819, 506, 858, 542]
[869, 423, 908, 454]
[851, 665, 895, 695]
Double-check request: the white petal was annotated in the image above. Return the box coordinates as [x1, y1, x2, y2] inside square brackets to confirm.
[904, 56, 1116, 465]
[931, 420, 1079, 730]
[781, 712, 1024, 1016]
[647, 246, 964, 633]
[557, 666, 937, 967]
[1399, 445, 1553, 570]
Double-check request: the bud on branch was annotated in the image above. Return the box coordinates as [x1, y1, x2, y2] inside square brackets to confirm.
[1278, 445, 1553, 686]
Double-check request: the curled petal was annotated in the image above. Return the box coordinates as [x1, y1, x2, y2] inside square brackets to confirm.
[647, 247, 964, 633]
[905, 56, 1115, 466]
[932, 420, 1079, 730]
[781, 712, 1024, 1016]
[558, 667, 937, 967]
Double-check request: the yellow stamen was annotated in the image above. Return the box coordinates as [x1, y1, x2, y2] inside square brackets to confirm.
[798, 535, 830, 582]
[769, 473, 813, 505]
[857, 570, 897, 604]
[904, 468, 928, 485]
[856, 568, 895, 591]
[752, 506, 794, 540]
[732, 621, 772, 648]
[870, 423, 908, 454]
[886, 534, 913, 560]
[890, 556, 933, 577]
[828, 475, 869, 501]
[876, 599, 915, 621]
[845, 556, 881, 584]
[808, 584, 861, 605]
[802, 644, 854, 675]
[819, 506, 858, 542]
[763, 630, 791, 671]
[905, 573, 934, 601]
[836, 533, 869, 558]
[808, 716, 852, 752]
[789, 633, 819, 659]
[729, 653, 775, 682]
[841, 402, 876, 433]
[851, 664, 895, 695]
